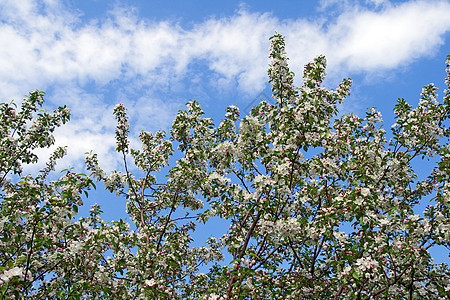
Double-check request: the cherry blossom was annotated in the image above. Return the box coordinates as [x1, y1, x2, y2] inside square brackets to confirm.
[0, 35, 449, 299]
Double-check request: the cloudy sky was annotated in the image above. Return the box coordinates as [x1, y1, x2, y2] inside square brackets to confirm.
[1, 0, 450, 262]
[1, 0, 449, 171]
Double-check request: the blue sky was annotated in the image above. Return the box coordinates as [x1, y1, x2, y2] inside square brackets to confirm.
[1, 0, 449, 172]
[1, 0, 450, 261]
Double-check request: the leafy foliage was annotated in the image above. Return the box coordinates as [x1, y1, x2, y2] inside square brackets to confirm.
[1, 35, 449, 299]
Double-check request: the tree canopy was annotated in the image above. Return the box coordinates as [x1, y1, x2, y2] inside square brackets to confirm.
[1, 34, 449, 299]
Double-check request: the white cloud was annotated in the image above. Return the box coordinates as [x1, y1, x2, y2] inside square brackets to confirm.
[26, 85, 120, 173]
[184, 11, 276, 93]
[1, 0, 449, 172]
[327, 1, 450, 71]
[1, 0, 449, 96]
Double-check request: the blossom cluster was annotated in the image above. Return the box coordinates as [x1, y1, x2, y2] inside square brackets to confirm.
[0, 37, 449, 299]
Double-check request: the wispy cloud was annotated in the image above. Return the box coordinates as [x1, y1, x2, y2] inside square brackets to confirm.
[1, 0, 449, 171]
[325, 0, 450, 71]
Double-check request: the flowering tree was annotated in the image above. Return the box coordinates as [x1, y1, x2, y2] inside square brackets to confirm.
[0, 91, 98, 298]
[1, 35, 450, 299]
